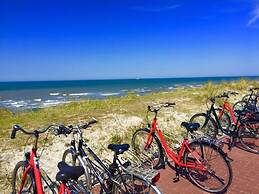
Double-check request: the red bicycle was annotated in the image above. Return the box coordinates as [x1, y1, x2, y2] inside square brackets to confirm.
[217, 91, 257, 129]
[132, 102, 232, 193]
[10, 124, 88, 194]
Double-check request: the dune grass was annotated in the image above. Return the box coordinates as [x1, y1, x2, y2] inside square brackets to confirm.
[0, 78, 258, 151]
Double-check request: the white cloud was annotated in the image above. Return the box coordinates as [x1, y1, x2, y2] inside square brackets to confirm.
[247, 5, 259, 26]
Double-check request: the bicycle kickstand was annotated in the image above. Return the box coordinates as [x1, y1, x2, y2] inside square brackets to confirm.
[173, 164, 180, 183]
[227, 136, 236, 151]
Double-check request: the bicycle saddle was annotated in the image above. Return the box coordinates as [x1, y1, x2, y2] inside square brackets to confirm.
[56, 161, 84, 183]
[108, 143, 130, 155]
[181, 122, 200, 133]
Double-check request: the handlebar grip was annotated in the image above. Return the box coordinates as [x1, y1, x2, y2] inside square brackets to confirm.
[166, 102, 176, 106]
[11, 125, 22, 139]
[88, 118, 98, 125]
[81, 118, 98, 129]
[11, 129, 17, 139]
[231, 92, 238, 95]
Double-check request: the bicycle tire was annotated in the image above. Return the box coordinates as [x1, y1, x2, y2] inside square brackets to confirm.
[132, 128, 163, 169]
[242, 94, 258, 102]
[233, 100, 258, 115]
[12, 161, 36, 194]
[189, 113, 218, 138]
[183, 141, 232, 193]
[112, 173, 162, 194]
[238, 122, 259, 154]
[62, 148, 92, 190]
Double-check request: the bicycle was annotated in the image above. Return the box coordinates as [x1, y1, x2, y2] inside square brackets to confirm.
[132, 102, 232, 193]
[190, 92, 239, 138]
[10, 124, 89, 194]
[59, 119, 162, 194]
[190, 92, 259, 154]
[233, 87, 259, 115]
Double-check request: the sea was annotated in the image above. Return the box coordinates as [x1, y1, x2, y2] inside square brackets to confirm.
[0, 76, 258, 111]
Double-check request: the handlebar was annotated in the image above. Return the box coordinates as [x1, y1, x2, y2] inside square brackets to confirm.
[210, 91, 239, 103]
[54, 118, 98, 136]
[11, 118, 98, 139]
[10, 124, 51, 139]
[249, 87, 259, 91]
[147, 102, 176, 112]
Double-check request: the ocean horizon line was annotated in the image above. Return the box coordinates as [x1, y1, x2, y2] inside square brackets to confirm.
[0, 75, 259, 83]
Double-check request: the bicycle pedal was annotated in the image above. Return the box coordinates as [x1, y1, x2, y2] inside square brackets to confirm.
[161, 163, 166, 169]
[173, 175, 180, 183]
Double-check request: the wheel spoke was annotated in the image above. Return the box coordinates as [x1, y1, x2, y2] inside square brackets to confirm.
[184, 143, 232, 193]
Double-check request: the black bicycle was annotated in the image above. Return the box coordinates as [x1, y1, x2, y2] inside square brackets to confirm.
[233, 87, 259, 115]
[57, 119, 162, 194]
[190, 93, 259, 154]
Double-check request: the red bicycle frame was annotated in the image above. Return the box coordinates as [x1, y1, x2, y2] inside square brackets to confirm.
[218, 101, 256, 128]
[218, 101, 237, 125]
[18, 149, 44, 194]
[145, 118, 206, 171]
[18, 148, 71, 194]
[58, 183, 71, 194]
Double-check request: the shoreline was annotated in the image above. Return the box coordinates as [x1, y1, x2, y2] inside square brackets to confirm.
[0, 83, 202, 111]
[0, 76, 258, 111]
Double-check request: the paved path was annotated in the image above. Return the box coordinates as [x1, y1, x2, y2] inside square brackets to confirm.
[157, 147, 259, 194]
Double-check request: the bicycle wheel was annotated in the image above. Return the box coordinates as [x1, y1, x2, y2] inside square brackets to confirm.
[132, 128, 163, 169]
[112, 173, 161, 194]
[189, 113, 218, 138]
[183, 141, 232, 193]
[238, 122, 259, 154]
[63, 148, 92, 190]
[233, 100, 247, 116]
[242, 94, 257, 102]
[215, 108, 231, 131]
[12, 161, 35, 194]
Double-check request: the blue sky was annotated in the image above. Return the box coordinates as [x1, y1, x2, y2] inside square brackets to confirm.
[0, 0, 259, 81]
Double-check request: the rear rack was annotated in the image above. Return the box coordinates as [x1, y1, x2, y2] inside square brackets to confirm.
[120, 149, 160, 183]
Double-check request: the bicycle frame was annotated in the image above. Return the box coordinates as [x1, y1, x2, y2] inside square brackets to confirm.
[218, 101, 237, 126]
[215, 98, 257, 135]
[18, 149, 44, 194]
[69, 136, 131, 193]
[145, 117, 206, 171]
[18, 148, 72, 194]
[15, 132, 72, 194]
[206, 101, 240, 137]
[58, 183, 71, 194]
